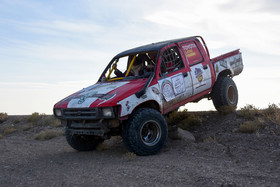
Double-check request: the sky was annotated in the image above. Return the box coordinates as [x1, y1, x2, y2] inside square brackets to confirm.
[0, 0, 280, 115]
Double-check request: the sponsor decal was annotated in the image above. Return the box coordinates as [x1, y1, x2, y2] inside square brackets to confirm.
[67, 82, 128, 108]
[171, 75, 186, 95]
[161, 80, 175, 102]
[78, 92, 116, 104]
[97, 93, 117, 106]
[182, 43, 196, 50]
[125, 101, 131, 111]
[230, 55, 242, 68]
[194, 68, 203, 83]
[182, 44, 197, 58]
[160, 73, 186, 102]
[78, 95, 86, 104]
[152, 87, 160, 95]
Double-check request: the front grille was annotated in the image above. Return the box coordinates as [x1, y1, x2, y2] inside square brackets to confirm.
[63, 108, 98, 119]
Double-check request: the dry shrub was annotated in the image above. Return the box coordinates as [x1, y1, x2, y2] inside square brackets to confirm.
[42, 115, 61, 127]
[263, 104, 279, 115]
[238, 104, 259, 119]
[203, 134, 222, 143]
[22, 123, 34, 131]
[123, 152, 137, 161]
[96, 143, 109, 151]
[0, 134, 3, 139]
[263, 104, 280, 125]
[218, 106, 236, 115]
[0, 113, 8, 123]
[13, 118, 20, 124]
[237, 118, 265, 133]
[35, 129, 63, 140]
[3, 126, 17, 135]
[27, 112, 40, 125]
[165, 109, 200, 130]
[203, 135, 216, 143]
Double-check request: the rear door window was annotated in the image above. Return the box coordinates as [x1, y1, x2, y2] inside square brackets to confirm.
[160, 46, 184, 76]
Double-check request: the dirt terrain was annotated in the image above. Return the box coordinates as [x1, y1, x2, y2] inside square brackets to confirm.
[0, 111, 280, 186]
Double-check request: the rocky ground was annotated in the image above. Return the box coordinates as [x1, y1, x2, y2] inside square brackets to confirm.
[0, 111, 279, 186]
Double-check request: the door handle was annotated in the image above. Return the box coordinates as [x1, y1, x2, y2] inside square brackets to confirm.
[203, 65, 208, 70]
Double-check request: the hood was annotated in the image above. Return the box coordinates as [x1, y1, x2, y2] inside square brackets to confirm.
[54, 80, 147, 109]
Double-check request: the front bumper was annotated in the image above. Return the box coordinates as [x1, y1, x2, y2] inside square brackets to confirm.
[54, 107, 119, 137]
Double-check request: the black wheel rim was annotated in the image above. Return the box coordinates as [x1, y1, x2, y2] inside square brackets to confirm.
[140, 120, 161, 146]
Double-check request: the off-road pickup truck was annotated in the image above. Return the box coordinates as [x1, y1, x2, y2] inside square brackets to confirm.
[54, 36, 243, 155]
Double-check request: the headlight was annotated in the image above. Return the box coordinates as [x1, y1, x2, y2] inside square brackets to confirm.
[54, 109, 62, 117]
[102, 107, 113, 117]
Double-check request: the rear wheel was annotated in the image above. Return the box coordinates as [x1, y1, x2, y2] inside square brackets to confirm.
[211, 76, 238, 112]
[65, 128, 104, 151]
[122, 108, 168, 156]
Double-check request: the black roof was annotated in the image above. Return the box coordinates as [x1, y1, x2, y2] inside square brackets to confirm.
[115, 36, 196, 58]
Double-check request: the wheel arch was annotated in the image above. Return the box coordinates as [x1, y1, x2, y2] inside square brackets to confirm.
[217, 69, 232, 79]
[133, 100, 161, 114]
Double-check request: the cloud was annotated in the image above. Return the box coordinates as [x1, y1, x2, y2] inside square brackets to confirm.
[0, 80, 93, 89]
[20, 20, 102, 38]
[144, 0, 280, 55]
[1, 0, 280, 114]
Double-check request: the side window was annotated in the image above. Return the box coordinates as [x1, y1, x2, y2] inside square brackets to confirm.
[181, 42, 203, 65]
[160, 46, 184, 76]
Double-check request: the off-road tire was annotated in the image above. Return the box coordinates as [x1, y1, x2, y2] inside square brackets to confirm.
[65, 128, 104, 151]
[211, 76, 238, 111]
[122, 108, 168, 156]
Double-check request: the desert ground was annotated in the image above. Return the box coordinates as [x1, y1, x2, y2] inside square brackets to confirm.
[0, 108, 279, 186]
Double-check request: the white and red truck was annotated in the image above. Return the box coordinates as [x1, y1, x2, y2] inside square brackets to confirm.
[54, 36, 243, 155]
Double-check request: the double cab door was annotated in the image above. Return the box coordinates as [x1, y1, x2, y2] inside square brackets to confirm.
[157, 39, 213, 112]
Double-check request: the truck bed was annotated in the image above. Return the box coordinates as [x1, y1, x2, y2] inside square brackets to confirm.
[210, 49, 243, 77]
[210, 49, 240, 63]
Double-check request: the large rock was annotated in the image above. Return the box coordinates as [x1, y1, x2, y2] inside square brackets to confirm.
[168, 126, 195, 142]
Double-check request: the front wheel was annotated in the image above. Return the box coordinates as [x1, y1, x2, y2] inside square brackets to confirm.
[211, 76, 238, 112]
[122, 108, 168, 156]
[65, 128, 104, 151]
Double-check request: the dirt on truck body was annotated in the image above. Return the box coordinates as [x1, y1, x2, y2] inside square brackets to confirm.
[53, 36, 244, 155]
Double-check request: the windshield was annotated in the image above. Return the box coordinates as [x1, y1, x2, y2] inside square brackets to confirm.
[101, 52, 157, 82]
